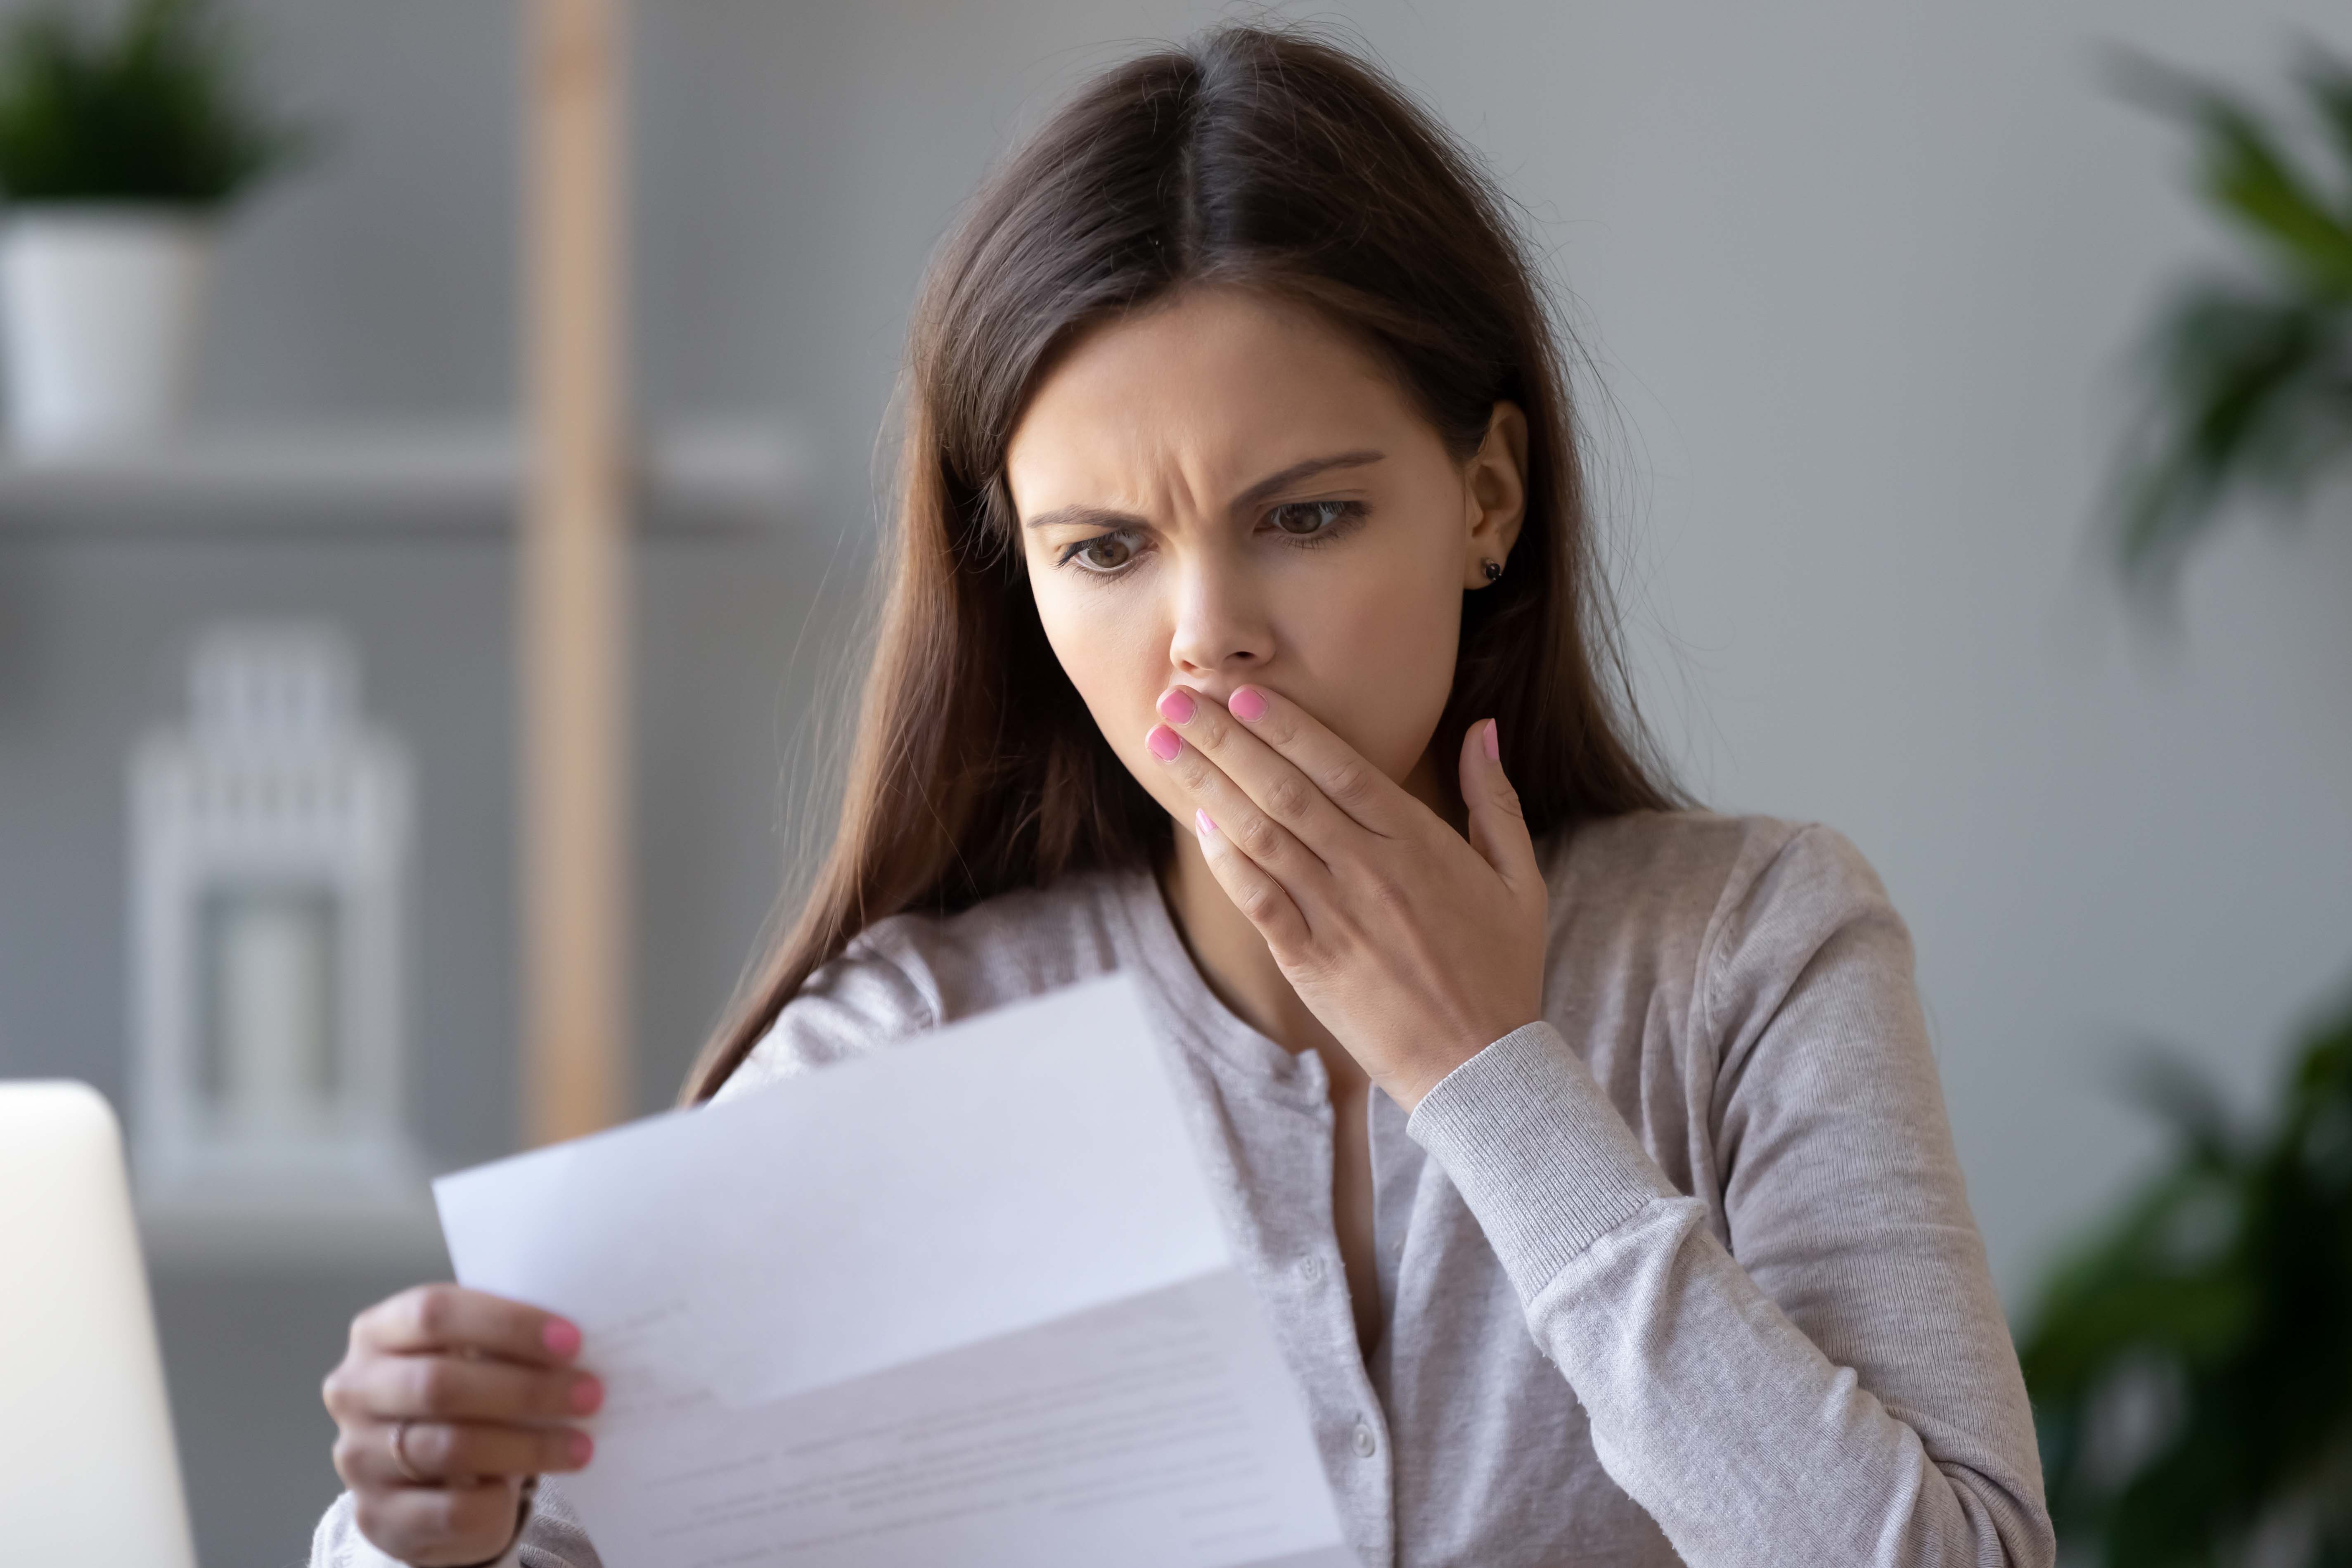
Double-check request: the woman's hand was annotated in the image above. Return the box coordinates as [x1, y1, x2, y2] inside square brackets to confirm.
[322, 1284, 599, 1567]
[1146, 683, 1549, 1110]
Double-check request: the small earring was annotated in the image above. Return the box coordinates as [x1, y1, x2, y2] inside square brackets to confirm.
[1481, 558, 1503, 585]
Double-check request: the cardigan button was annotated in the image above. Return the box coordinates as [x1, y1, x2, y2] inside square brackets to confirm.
[1352, 1423, 1378, 1459]
[1299, 1255, 1324, 1284]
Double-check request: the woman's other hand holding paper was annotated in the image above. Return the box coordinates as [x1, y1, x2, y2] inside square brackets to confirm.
[322, 1284, 599, 1566]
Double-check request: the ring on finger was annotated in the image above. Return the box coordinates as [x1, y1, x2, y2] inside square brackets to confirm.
[390, 1417, 428, 1484]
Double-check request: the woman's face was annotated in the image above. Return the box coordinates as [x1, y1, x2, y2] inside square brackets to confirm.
[1004, 285, 1526, 827]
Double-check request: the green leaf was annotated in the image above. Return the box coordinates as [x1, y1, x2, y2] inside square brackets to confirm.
[0, 0, 309, 206]
[2114, 286, 2351, 578]
[2196, 104, 2352, 297]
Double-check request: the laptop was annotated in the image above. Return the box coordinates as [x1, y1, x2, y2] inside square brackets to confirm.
[0, 1080, 199, 1566]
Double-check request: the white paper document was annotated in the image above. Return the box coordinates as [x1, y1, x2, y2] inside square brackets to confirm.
[433, 975, 1355, 1568]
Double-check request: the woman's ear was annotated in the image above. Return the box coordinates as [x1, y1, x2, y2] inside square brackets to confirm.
[1461, 400, 1529, 589]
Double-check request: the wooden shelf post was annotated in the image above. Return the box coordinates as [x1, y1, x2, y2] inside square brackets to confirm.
[520, 0, 631, 1144]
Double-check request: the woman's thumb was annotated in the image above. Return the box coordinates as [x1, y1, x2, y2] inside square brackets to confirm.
[1459, 719, 1539, 888]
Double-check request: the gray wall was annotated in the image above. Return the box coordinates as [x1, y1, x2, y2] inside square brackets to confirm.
[2, 1, 2347, 1561]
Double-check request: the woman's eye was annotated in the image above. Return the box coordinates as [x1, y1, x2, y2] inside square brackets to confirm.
[1065, 532, 1137, 572]
[1267, 500, 1359, 539]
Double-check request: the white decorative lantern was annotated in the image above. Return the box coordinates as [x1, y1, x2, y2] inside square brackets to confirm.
[130, 623, 424, 1232]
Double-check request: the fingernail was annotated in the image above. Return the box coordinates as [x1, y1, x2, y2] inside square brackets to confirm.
[1230, 686, 1267, 722]
[1147, 725, 1181, 761]
[568, 1430, 594, 1466]
[1483, 718, 1500, 761]
[1195, 808, 1217, 839]
[571, 1376, 603, 1414]
[1156, 688, 1196, 724]
[542, 1319, 582, 1358]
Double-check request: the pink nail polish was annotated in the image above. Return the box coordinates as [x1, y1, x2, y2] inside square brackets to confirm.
[568, 1431, 595, 1466]
[1483, 719, 1500, 760]
[1195, 808, 1217, 838]
[1156, 688, 1196, 723]
[571, 1376, 603, 1414]
[1147, 725, 1181, 761]
[1230, 687, 1267, 722]
[542, 1319, 582, 1358]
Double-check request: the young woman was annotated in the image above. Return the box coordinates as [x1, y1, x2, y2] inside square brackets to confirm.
[314, 25, 2052, 1568]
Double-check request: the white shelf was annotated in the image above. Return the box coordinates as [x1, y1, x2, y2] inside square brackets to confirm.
[0, 416, 818, 536]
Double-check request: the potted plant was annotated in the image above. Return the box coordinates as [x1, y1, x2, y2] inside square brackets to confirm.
[0, 0, 302, 454]
[2017, 45, 2352, 1567]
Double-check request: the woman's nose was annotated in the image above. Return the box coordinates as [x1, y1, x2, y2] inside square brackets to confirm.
[1166, 551, 1273, 676]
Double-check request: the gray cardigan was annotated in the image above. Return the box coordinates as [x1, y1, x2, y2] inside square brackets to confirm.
[313, 809, 2054, 1568]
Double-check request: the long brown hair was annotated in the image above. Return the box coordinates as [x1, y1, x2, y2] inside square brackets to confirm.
[683, 23, 1683, 1103]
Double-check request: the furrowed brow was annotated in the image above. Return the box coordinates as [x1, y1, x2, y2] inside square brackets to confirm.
[1022, 505, 1148, 533]
[1231, 449, 1386, 513]
[1018, 450, 1385, 531]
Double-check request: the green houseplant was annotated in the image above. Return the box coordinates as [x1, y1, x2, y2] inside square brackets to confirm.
[2102, 48, 2352, 587]
[2019, 999, 2352, 1563]
[2016, 46, 2352, 1568]
[0, 0, 303, 453]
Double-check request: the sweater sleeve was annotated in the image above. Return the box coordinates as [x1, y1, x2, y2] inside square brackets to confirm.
[308, 1478, 600, 1568]
[710, 930, 939, 1103]
[1405, 823, 2054, 1568]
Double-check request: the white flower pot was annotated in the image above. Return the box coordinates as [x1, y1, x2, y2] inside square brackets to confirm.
[0, 207, 215, 455]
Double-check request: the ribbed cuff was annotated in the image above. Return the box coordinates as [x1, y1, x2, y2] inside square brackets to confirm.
[352, 1528, 526, 1568]
[1405, 1020, 1673, 1301]
[349, 1477, 533, 1568]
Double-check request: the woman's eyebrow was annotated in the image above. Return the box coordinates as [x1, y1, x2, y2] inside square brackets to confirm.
[1231, 449, 1385, 512]
[1023, 503, 1148, 533]
[1018, 449, 1385, 533]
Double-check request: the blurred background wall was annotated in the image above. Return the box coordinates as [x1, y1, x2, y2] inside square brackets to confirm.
[0, 1, 2345, 1561]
